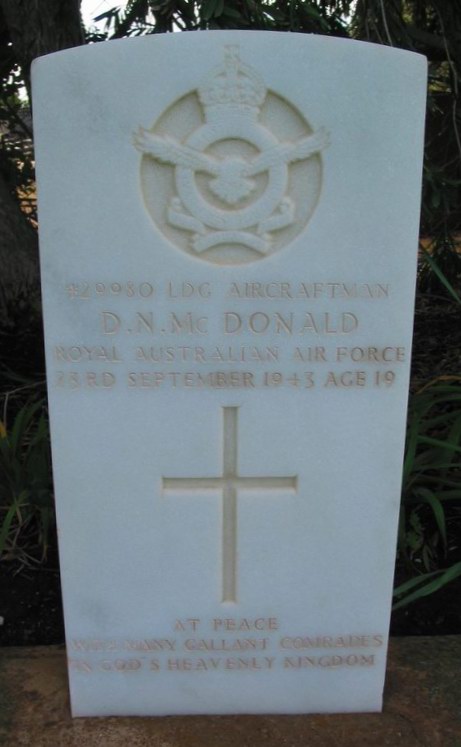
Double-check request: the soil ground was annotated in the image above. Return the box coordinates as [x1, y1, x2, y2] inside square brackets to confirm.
[1, 638, 461, 746]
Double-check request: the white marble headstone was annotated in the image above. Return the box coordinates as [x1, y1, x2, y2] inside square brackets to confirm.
[32, 31, 426, 717]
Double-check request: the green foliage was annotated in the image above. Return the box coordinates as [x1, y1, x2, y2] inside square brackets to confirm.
[0, 62, 36, 221]
[352, 1, 461, 298]
[393, 562, 461, 610]
[95, 0, 353, 35]
[0, 274, 45, 400]
[395, 381, 461, 609]
[419, 243, 461, 305]
[0, 399, 54, 567]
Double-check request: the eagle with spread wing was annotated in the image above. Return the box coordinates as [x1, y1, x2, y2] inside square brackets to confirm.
[134, 126, 329, 206]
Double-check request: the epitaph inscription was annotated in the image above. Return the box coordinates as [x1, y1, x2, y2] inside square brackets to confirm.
[68, 619, 385, 675]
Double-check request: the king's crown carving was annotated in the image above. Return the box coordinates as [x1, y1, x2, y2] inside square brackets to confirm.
[198, 45, 266, 119]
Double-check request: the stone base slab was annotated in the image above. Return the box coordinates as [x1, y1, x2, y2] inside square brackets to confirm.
[0, 637, 460, 746]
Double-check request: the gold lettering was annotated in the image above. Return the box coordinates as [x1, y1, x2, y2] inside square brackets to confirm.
[283, 654, 375, 669]
[249, 312, 271, 334]
[127, 371, 255, 389]
[168, 282, 211, 298]
[224, 311, 358, 336]
[212, 617, 278, 632]
[101, 312, 121, 334]
[324, 371, 366, 387]
[170, 312, 208, 334]
[54, 345, 122, 363]
[68, 658, 93, 673]
[300, 313, 318, 333]
[341, 313, 359, 333]
[293, 346, 327, 362]
[184, 637, 269, 652]
[135, 312, 155, 334]
[100, 658, 142, 672]
[174, 618, 200, 632]
[274, 313, 293, 334]
[224, 312, 242, 333]
[124, 639, 175, 651]
[280, 634, 384, 649]
[336, 346, 405, 363]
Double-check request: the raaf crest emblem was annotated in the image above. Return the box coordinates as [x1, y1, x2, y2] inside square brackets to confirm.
[134, 46, 329, 264]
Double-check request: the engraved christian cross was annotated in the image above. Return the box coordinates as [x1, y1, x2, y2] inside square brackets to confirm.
[162, 407, 298, 603]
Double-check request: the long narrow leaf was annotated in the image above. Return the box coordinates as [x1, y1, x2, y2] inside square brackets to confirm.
[403, 414, 420, 482]
[393, 569, 440, 597]
[443, 415, 461, 475]
[9, 401, 42, 455]
[414, 487, 447, 549]
[0, 503, 18, 555]
[421, 249, 461, 304]
[393, 562, 461, 610]
[418, 435, 461, 454]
